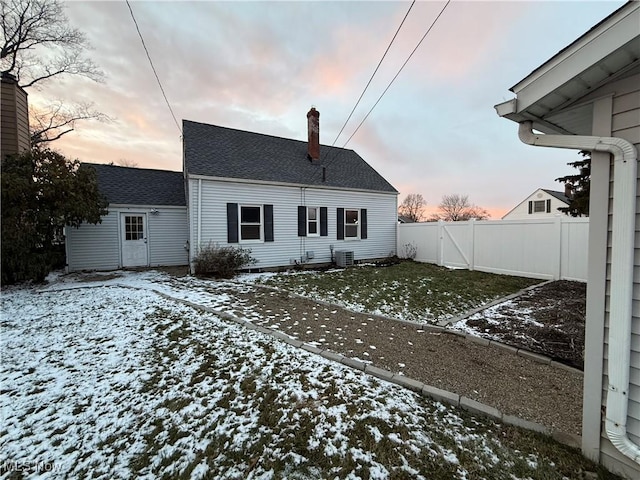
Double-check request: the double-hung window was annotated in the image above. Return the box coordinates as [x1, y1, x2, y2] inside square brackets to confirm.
[240, 205, 262, 241]
[337, 208, 367, 240]
[528, 199, 551, 214]
[227, 203, 273, 243]
[307, 207, 319, 236]
[345, 209, 359, 239]
[297, 206, 327, 237]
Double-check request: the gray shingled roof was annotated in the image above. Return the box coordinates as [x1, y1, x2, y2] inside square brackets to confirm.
[183, 120, 398, 193]
[542, 189, 570, 204]
[83, 163, 185, 206]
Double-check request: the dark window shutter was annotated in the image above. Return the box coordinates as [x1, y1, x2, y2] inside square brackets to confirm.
[298, 206, 306, 237]
[264, 204, 274, 242]
[320, 207, 328, 237]
[546, 199, 551, 213]
[227, 203, 238, 243]
[528, 201, 532, 214]
[337, 208, 344, 240]
[360, 209, 367, 239]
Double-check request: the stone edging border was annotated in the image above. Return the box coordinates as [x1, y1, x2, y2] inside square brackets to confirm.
[36, 282, 583, 450]
[232, 279, 583, 376]
[150, 288, 582, 450]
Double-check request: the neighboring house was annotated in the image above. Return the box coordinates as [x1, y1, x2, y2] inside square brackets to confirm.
[67, 108, 398, 271]
[495, 1, 639, 477]
[502, 188, 570, 220]
[183, 108, 399, 269]
[65, 164, 188, 271]
[1, 72, 29, 160]
[398, 215, 415, 224]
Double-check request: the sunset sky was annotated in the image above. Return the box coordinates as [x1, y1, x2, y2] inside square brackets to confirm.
[31, 0, 624, 218]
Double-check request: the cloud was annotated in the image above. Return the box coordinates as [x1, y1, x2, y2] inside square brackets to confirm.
[27, 0, 618, 217]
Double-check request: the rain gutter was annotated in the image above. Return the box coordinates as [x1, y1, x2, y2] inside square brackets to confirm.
[518, 120, 639, 463]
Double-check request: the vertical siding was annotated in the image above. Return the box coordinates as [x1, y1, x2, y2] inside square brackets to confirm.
[600, 73, 640, 476]
[188, 179, 397, 268]
[1, 77, 30, 159]
[397, 218, 588, 281]
[66, 206, 189, 271]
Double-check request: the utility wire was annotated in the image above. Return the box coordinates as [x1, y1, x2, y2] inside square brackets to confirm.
[341, 0, 451, 148]
[331, 0, 416, 147]
[125, 0, 182, 135]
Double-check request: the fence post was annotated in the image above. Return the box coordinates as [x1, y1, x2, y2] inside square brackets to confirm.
[554, 215, 562, 280]
[437, 220, 444, 266]
[469, 218, 476, 271]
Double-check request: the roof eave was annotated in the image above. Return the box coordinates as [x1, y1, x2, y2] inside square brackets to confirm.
[510, 2, 639, 106]
[186, 173, 399, 195]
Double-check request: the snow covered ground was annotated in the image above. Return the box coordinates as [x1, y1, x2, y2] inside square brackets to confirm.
[0, 271, 596, 479]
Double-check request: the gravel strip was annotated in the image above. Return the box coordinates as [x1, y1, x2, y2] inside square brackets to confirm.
[232, 286, 583, 436]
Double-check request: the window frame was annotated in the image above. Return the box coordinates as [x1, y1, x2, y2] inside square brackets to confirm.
[307, 206, 320, 237]
[124, 215, 145, 241]
[239, 204, 263, 242]
[344, 208, 360, 240]
[533, 200, 546, 213]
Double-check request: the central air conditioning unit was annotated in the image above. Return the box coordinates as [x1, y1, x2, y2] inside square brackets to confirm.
[335, 250, 354, 267]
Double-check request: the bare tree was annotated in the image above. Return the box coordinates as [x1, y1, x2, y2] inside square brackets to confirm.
[431, 194, 490, 221]
[116, 158, 138, 168]
[398, 193, 426, 222]
[1, 0, 107, 144]
[30, 101, 108, 144]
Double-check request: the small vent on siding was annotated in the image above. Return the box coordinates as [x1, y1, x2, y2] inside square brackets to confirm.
[335, 250, 354, 268]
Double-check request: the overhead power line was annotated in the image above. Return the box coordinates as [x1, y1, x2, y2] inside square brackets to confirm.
[342, 0, 451, 148]
[331, 0, 416, 147]
[125, 0, 182, 135]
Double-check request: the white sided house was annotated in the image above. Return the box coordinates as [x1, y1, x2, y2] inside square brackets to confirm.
[495, 1, 640, 476]
[183, 108, 399, 270]
[65, 165, 188, 271]
[502, 188, 570, 220]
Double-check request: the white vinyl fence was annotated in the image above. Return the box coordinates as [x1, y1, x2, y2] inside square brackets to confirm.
[398, 217, 589, 281]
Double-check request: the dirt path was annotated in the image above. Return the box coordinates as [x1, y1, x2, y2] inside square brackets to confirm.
[230, 286, 583, 436]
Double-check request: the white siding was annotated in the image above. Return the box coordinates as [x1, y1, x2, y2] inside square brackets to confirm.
[502, 188, 569, 220]
[599, 73, 640, 477]
[66, 211, 120, 271]
[147, 208, 189, 267]
[189, 178, 398, 269]
[66, 206, 188, 271]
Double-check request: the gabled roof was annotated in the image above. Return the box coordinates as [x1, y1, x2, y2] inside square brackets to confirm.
[83, 163, 185, 206]
[182, 120, 398, 194]
[495, 1, 640, 135]
[501, 187, 570, 219]
[398, 215, 415, 223]
[542, 189, 570, 205]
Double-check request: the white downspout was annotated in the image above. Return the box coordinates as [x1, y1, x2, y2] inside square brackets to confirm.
[518, 121, 640, 463]
[197, 179, 202, 252]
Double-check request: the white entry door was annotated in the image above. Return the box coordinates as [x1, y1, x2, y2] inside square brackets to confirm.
[121, 214, 148, 267]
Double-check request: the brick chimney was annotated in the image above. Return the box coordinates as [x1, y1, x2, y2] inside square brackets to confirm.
[307, 107, 320, 162]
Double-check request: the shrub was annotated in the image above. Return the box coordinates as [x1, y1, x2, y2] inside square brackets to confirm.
[402, 242, 418, 260]
[194, 243, 256, 278]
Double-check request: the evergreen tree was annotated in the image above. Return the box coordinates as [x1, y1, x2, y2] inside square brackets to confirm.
[555, 151, 590, 217]
[1, 148, 108, 284]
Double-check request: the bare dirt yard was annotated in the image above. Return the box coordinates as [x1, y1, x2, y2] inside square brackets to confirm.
[454, 280, 587, 370]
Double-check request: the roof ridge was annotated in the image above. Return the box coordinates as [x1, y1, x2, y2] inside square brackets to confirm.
[83, 162, 181, 174]
[182, 119, 356, 152]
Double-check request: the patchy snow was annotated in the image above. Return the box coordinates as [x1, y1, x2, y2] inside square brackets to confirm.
[0, 270, 565, 478]
[452, 300, 545, 341]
